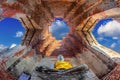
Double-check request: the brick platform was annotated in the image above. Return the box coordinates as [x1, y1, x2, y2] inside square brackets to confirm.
[102, 64, 120, 80]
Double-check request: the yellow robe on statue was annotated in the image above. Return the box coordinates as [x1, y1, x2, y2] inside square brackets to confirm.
[54, 61, 73, 70]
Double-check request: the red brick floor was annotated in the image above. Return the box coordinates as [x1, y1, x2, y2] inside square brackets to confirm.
[102, 64, 120, 80]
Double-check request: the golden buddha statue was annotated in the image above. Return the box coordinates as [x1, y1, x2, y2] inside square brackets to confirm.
[54, 55, 73, 70]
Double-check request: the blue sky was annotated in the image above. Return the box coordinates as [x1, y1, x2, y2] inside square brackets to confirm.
[49, 18, 69, 40]
[0, 17, 120, 53]
[92, 18, 120, 53]
[0, 17, 25, 50]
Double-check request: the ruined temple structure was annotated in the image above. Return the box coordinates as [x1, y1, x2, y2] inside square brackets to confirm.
[0, 0, 120, 80]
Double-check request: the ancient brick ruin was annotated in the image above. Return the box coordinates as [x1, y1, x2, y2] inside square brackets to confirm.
[0, 0, 120, 80]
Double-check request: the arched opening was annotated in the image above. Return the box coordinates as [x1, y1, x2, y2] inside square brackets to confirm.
[49, 18, 70, 40]
[0, 17, 25, 52]
[92, 18, 120, 53]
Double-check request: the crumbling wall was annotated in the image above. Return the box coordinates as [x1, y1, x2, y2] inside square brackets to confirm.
[0, 58, 17, 80]
[102, 64, 120, 80]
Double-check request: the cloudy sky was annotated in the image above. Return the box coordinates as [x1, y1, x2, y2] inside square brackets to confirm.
[92, 18, 120, 53]
[49, 18, 69, 40]
[0, 17, 25, 51]
[0, 17, 120, 53]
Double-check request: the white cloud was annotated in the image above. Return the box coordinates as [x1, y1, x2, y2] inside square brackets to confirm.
[110, 43, 116, 48]
[0, 44, 8, 51]
[49, 20, 68, 33]
[15, 31, 24, 37]
[55, 20, 66, 26]
[97, 20, 120, 38]
[112, 37, 118, 40]
[49, 20, 69, 40]
[97, 37, 104, 41]
[10, 43, 17, 49]
[60, 33, 67, 37]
